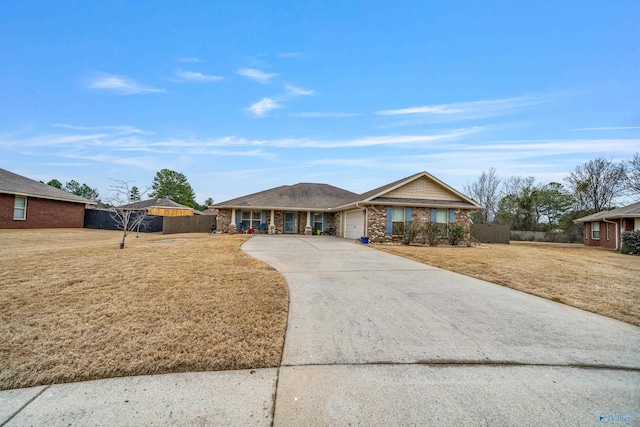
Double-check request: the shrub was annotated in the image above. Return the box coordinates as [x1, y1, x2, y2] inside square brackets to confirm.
[621, 231, 640, 255]
[447, 224, 468, 246]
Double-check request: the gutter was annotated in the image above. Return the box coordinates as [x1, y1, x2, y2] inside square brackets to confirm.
[602, 218, 619, 251]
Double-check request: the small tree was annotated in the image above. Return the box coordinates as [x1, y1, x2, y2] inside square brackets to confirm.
[107, 180, 150, 249]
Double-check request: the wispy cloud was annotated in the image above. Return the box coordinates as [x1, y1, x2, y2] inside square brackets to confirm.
[278, 52, 302, 58]
[175, 69, 223, 82]
[237, 68, 277, 84]
[376, 94, 558, 122]
[290, 112, 361, 118]
[247, 98, 281, 116]
[178, 57, 202, 63]
[284, 84, 315, 97]
[570, 126, 640, 131]
[87, 73, 164, 94]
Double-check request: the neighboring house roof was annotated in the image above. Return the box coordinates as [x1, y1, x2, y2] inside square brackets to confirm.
[0, 168, 96, 205]
[574, 202, 640, 223]
[119, 197, 194, 211]
[201, 208, 218, 216]
[215, 171, 484, 211]
[214, 183, 358, 210]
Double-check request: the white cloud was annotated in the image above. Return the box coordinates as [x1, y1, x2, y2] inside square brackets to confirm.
[278, 52, 302, 58]
[247, 98, 282, 116]
[570, 126, 640, 131]
[175, 69, 223, 82]
[284, 84, 315, 97]
[237, 68, 277, 84]
[87, 73, 164, 94]
[376, 94, 558, 122]
[178, 57, 202, 63]
[290, 112, 361, 118]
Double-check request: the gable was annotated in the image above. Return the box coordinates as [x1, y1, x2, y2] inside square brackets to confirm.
[382, 176, 461, 202]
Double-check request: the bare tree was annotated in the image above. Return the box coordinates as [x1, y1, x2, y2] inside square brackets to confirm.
[464, 168, 502, 223]
[626, 152, 640, 200]
[107, 180, 150, 249]
[564, 158, 626, 213]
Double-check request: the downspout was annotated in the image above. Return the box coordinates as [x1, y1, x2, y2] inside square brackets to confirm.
[602, 218, 619, 250]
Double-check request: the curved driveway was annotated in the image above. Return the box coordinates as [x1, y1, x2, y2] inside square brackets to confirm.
[243, 235, 640, 426]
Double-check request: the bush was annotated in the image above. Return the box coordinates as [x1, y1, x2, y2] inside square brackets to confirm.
[621, 231, 640, 255]
[447, 224, 468, 246]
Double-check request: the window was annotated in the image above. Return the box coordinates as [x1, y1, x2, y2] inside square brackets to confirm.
[392, 207, 405, 235]
[241, 210, 261, 230]
[14, 196, 27, 220]
[591, 222, 600, 240]
[435, 208, 449, 235]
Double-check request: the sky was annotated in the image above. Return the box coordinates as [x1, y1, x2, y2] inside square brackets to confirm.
[1, 1, 639, 204]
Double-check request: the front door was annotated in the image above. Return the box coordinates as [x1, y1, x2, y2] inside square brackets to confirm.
[284, 212, 295, 233]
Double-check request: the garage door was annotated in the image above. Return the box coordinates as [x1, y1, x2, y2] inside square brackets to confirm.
[344, 209, 364, 240]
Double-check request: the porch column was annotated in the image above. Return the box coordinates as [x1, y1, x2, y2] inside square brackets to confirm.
[229, 208, 237, 234]
[305, 210, 312, 235]
[269, 209, 276, 235]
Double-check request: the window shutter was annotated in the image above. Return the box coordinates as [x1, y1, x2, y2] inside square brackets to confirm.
[405, 207, 412, 222]
[430, 208, 437, 223]
[323, 212, 328, 231]
[449, 209, 455, 223]
[236, 209, 242, 227]
[261, 210, 267, 224]
[385, 206, 393, 235]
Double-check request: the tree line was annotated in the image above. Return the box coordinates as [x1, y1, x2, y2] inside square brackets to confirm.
[464, 153, 640, 232]
[46, 169, 214, 211]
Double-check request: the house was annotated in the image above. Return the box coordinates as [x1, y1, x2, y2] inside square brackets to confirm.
[574, 202, 640, 250]
[117, 197, 196, 217]
[0, 168, 96, 229]
[214, 171, 483, 241]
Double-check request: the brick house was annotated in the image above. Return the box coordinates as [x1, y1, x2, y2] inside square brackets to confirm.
[214, 171, 483, 241]
[574, 202, 640, 250]
[0, 168, 95, 229]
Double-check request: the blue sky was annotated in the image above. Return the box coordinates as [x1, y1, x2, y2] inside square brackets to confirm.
[1, 1, 638, 204]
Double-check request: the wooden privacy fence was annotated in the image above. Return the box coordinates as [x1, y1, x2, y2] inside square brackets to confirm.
[84, 209, 164, 232]
[163, 215, 216, 235]
[471, 224, 510, 244]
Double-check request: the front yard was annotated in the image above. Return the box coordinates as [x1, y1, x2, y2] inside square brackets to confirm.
[0, 229, 288, 391]
[377, 241, 640, 327]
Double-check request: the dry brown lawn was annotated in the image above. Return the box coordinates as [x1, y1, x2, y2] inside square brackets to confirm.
[0, 229, 288, 391]
[377, 241, 640, 326]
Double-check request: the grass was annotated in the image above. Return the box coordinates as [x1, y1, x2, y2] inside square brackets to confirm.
[0, 229, 288, 391]
[376, 241, 640, 327]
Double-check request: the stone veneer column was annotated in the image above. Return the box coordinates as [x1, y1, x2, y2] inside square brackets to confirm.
[304, 210, 312, 235]
[229, 208, 237, 234]
[269, 209, 276, 235]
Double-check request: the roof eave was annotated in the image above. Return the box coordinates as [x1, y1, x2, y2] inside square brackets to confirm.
[1, 190, 97, 205]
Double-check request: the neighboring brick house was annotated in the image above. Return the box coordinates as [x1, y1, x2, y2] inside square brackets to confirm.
[0, 168, 95, 229]
[574, 202, 640, 250]
[214, 171, 483, 241]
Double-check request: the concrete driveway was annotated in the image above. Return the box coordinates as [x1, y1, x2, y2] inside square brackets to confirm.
[243, 235, 640, 426]
[3, 235, 639, 426]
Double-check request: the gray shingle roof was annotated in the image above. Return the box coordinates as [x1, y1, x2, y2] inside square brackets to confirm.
[574, 202, 640, 223]
[214, 183, 358, 210]
[118, 197, 194, 210]
[0, 168, 95, 204]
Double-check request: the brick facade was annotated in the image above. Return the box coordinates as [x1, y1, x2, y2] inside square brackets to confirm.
[0, 193, 85, 229]
[583, 220, 620, 249]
